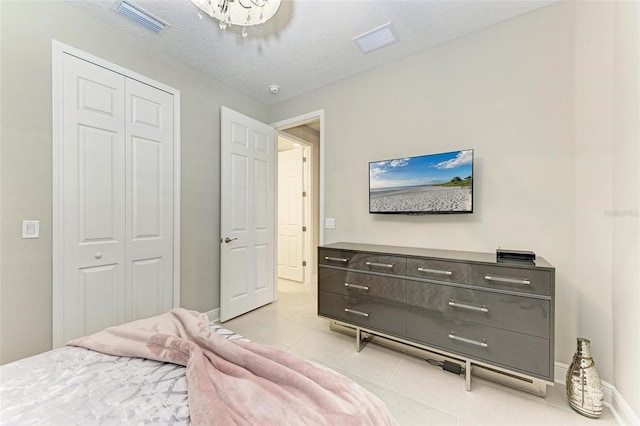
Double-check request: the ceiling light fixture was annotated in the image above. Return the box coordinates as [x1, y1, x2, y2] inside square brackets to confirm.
[190, 0, 281, 37]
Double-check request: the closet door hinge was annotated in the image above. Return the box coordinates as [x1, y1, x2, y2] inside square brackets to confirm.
[302, 261, 307, 267]
[303, 157, 307, 163]
[302, 226, 307, 232]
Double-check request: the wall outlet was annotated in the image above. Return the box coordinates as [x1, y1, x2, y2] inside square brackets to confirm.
[325, 218, 335, 229]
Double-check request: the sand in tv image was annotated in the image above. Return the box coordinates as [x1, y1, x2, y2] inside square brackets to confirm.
[369, 150, 473, 213]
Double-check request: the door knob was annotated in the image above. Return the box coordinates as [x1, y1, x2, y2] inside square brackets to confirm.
[223, 237, 238, 244]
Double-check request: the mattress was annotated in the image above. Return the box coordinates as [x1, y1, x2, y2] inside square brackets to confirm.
[0, 324, 248, 425]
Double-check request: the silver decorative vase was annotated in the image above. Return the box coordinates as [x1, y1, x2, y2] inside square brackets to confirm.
[566, 337, 604, 418]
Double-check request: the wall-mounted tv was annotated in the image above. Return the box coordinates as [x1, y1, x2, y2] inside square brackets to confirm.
[369, 149, 473, 214]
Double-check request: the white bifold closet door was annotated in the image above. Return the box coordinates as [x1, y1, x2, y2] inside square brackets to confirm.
[58, 53, 175, 344]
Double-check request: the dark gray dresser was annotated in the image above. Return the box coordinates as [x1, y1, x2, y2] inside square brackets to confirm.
[318, 242, 555, 395]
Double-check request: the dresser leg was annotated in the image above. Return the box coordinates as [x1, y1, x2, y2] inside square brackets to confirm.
[465, 360, 472, 391]
[355, 328, 374, 352]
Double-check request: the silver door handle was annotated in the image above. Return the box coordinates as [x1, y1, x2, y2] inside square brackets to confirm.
[484, 274, 530, 285]
[223, 237, 238, 244]
[448, 300, 489, 313]
[417, 267, 452, 275]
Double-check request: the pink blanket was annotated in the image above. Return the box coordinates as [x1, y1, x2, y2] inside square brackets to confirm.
[68, 309, 397, 425]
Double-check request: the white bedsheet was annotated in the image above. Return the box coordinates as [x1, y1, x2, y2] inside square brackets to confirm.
[0, 324, 247, 425]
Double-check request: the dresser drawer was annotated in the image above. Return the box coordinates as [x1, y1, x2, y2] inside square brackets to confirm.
[468, 264, 551, 296]
[406, 311, 550, 379]
[319, 267, 406, 305]
[358, 254, 407, 275]
[406, 258, 468, 284]
[319, 291, 406, 336]
[406, 281, 550, 338]
[318, 249, 358, 269]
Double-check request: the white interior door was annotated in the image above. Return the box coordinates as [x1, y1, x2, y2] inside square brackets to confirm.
[220, 107, 276, 322]
[125, 78, 175, 322]
[277, 148, 304, 282]
[61, 54, 127, 341]
[54, 46, 179, 346]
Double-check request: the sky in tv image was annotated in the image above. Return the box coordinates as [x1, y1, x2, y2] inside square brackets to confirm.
[370, 150, 473, 191]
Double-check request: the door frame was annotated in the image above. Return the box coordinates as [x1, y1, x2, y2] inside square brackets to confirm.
[52, 40, 181, 346]
[271, 110, 325, 287]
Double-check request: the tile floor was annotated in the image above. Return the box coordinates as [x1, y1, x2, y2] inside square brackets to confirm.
[222, 279, 619, 426]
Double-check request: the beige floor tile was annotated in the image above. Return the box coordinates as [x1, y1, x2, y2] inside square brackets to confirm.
[386, 354, 464, 417]
[289, 328, 355, 365]
[380, 389, 459, 426]
[222, 307, 284, 331]
[252, 319, 316, 348]
[460, 377, 549, 425]
[333, 341, 402, 387]
[329, 367, 387, 398]
[546, 404, 619, 426]
[544, 382, 571, 410]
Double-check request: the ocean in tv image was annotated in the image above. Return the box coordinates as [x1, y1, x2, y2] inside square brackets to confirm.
[369, 150, 473, 213]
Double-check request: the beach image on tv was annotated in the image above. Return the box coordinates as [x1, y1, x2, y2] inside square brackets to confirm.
[369, 150, 473, 213]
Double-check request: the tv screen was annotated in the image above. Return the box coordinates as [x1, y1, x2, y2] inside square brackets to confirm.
[369, 149, 473, 214]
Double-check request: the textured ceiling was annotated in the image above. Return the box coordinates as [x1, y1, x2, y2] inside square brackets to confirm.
[68, 0, 556, 105]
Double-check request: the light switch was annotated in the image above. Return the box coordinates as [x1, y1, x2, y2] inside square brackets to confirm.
[22, 220, 40, 239]
[325, 218, 335, 229]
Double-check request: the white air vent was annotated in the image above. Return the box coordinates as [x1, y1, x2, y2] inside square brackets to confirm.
[115, 0, 170, 34]
[353, 22, 399, 54]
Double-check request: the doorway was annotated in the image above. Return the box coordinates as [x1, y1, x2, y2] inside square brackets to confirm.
[274, 113, 322, 286]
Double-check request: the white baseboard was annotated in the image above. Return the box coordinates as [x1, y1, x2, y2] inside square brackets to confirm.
[555, 362, 639, 426]
[205, 308, 220, 323]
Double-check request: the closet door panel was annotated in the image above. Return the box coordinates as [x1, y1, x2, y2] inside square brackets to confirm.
[125, 79, 175, 322]
[61, 54, 126, 343]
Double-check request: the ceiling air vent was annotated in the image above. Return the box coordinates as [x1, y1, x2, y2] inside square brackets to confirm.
[115, 0, 170, 34]
[353, 22, 399, 55]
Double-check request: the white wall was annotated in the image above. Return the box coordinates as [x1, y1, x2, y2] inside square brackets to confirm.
[272, 0, 578, 367]
[0, 0, 269, 364]
[574, 0, 615, 382]
[270, 2, 639, 416]
[611, 0, 640, 417]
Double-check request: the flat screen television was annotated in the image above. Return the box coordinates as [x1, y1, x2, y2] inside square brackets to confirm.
[369, 149, 473, 214]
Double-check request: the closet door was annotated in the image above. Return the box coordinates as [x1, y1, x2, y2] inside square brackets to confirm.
[125, 79, 174, 322]
[61, 54, 127, 341]
[56, 51, 176, 345]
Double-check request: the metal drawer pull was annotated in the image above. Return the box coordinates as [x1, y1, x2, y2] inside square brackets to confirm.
[417, 267, 453, 275]
[484, 274, 531, 285]
[448, 300, 489, 313]
[344, 283, 369, 291]
[448, 332, 488, 348]
[365, 261, 394, 268]
[344, 308, 369, 317]
[325, 256, 348, 263]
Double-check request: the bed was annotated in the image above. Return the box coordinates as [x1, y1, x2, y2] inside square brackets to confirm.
[0, 309, 397, 425]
